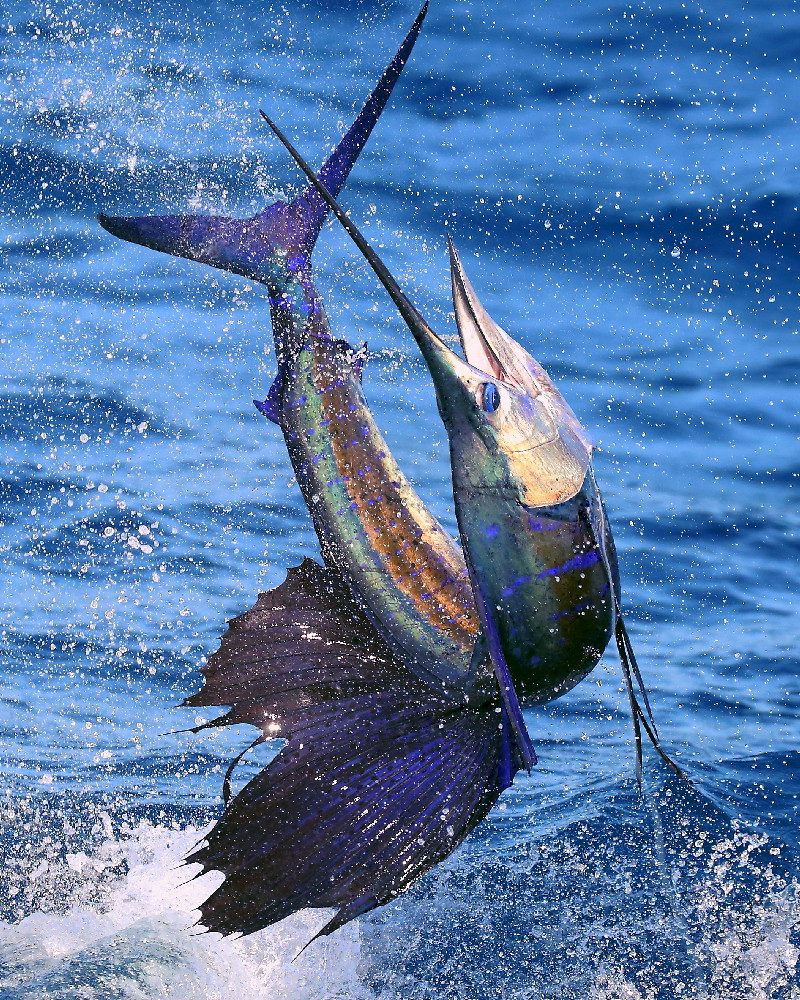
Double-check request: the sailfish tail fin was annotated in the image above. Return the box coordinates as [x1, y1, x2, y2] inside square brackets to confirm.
[97, 2, 427, 282]
[266, 0, 428, 246]
[184, 557, 515, 939]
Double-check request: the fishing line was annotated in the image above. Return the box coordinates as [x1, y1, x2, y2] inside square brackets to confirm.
[587, 466, 691, 787]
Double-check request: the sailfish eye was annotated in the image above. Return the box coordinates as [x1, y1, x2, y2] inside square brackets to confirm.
[480, 382, 501, 413]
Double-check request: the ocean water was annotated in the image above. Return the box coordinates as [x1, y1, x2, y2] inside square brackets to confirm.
[0, 0, 798, 996]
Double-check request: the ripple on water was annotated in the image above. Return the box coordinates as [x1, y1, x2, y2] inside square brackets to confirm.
[0, 377, 173, 444]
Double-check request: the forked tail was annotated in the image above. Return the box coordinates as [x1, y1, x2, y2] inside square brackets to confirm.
[98, 3, 428, 281]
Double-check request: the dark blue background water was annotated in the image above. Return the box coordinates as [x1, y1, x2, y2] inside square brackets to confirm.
[1, 1, 797, 996]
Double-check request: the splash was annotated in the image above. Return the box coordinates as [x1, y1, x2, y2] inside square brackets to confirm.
[688, 826, 799, 1000]
[0, 817, 367, 1000]
[354, 781, 800, 1000]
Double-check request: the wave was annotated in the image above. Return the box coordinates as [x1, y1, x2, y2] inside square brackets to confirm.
[1, 762, 796, 999]
[0, 811, 366, 1000]
[0, 377, 172, 444]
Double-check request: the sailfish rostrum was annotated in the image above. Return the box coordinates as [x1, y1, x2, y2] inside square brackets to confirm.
[265, 113, 690, 787]
[98, 8, 521, 940]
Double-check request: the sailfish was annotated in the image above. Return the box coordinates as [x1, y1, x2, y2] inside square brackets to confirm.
[99, 3, 486, 692]
[98, 6, 524, 940]
[263, 114, 690, 790]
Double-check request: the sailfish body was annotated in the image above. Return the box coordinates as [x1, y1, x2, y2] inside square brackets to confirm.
[98, 8, 520, 942]
[268, 116, 688, 782]
[262, 264, 480, 687]
[99, 4, 480, 692]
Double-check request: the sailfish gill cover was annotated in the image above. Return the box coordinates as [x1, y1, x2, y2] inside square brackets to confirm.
[0, 1, 798, 998]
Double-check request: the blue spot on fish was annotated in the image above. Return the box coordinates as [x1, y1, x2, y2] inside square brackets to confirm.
[527, 515, 560, 532]
[537, 550, 601, 578]
[500, 574, 532, 599]
[549, 599, 591, 621]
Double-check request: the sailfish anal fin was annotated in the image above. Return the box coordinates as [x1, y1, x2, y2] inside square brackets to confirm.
[97, 2, 428, 282]
[184, 557, 517, 938]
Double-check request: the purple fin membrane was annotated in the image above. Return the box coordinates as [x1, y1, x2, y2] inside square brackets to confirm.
[253, 369, 285, 425]
[97, 3, 428, 282]
[253, 397, 280, 424]
[476, 590, 538, 771]
[184, 558, 515, 938]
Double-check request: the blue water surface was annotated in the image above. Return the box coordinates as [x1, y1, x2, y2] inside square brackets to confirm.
[0, 1, 798, 997]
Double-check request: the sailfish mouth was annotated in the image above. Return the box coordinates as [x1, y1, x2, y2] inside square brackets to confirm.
[447, 236, 544, 393]
[447, 236, 512, 386]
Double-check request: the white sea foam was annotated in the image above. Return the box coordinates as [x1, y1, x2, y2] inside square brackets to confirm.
[0, 820, 367, 1000]
[1, 803, 798, 999]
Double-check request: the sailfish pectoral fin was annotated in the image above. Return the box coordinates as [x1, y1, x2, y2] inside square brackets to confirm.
[97, 4, 427, 282]
[469, 632, 520, 787]
[475, 592, 538, 772]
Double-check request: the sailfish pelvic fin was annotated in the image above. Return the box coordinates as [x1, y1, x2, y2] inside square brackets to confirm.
[97, 2, 428, 282]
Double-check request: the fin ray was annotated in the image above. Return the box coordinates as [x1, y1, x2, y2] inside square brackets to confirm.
[192, 696, 511, 937]
[184, 557, 515, 937]
[184, 557, 457, 736]
[473, 588, 537, 771]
